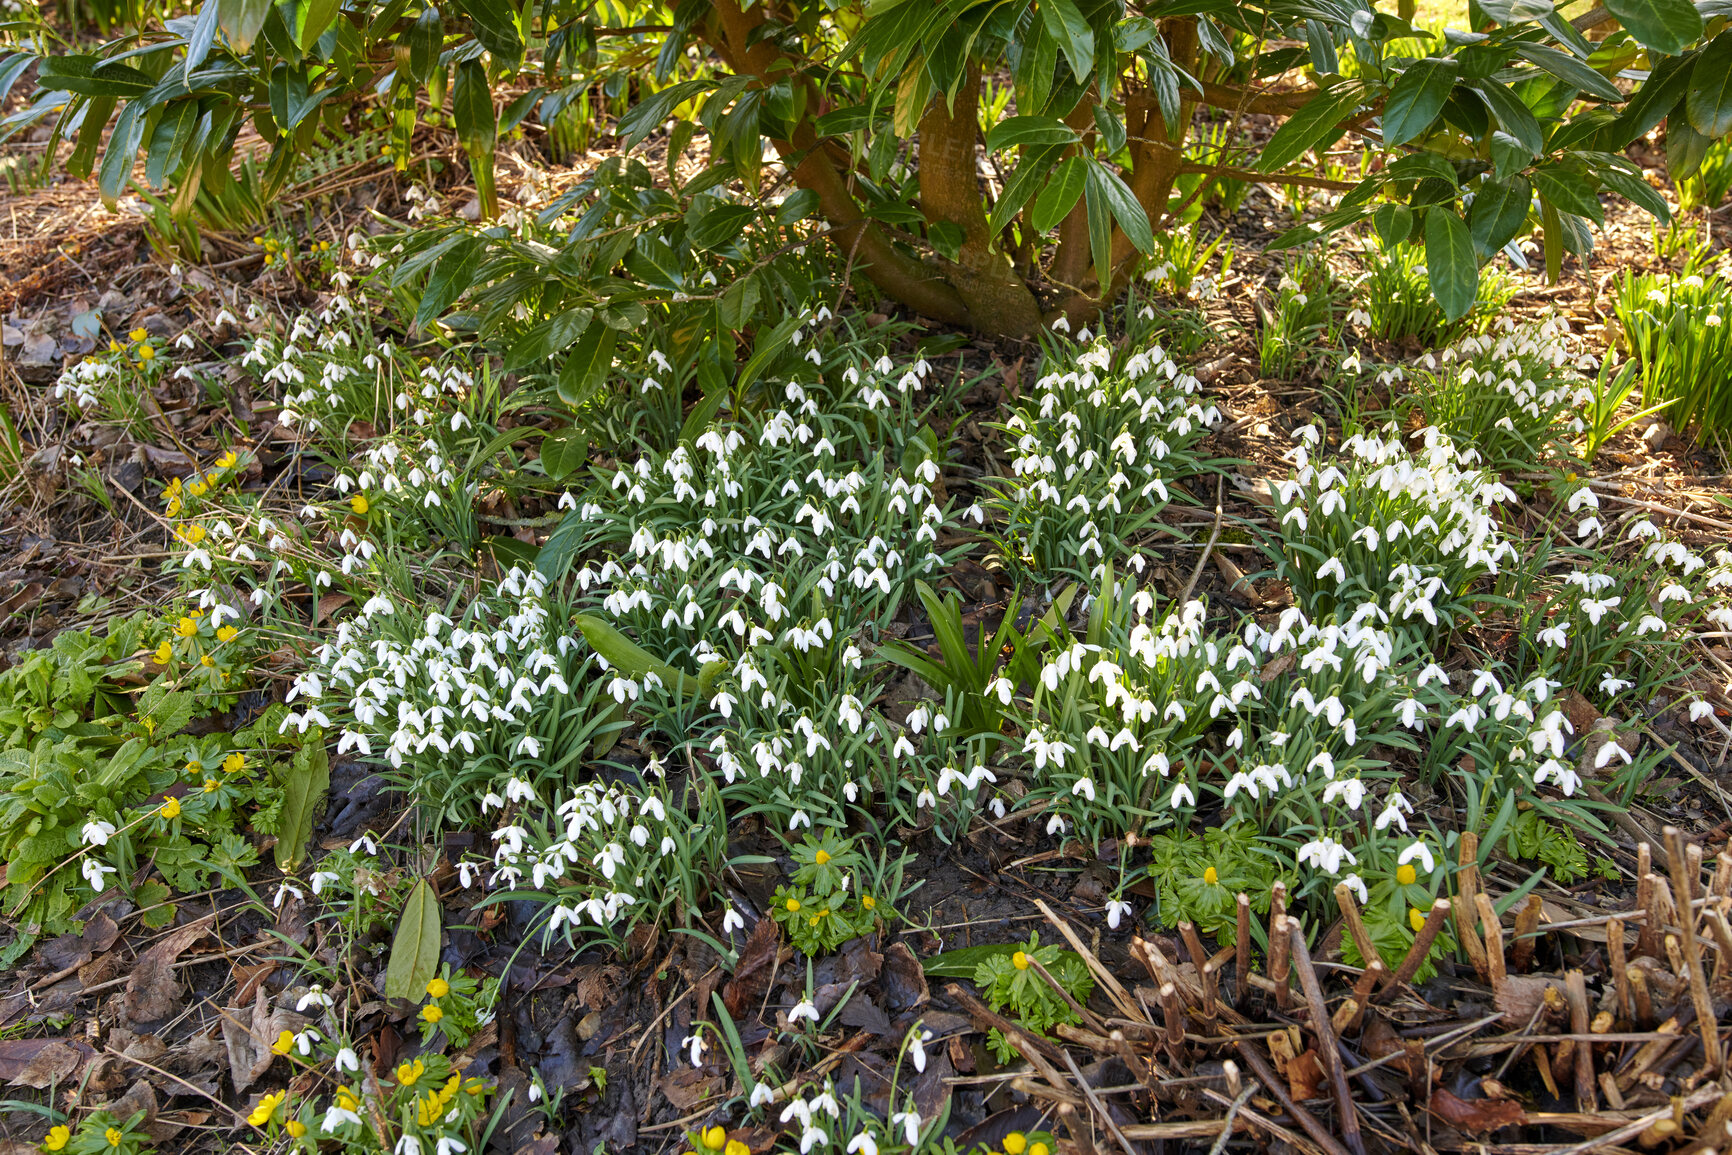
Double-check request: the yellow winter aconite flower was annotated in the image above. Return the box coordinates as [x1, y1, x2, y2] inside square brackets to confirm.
[128, 328, 149, 342]
[271, 1029, 295, 1055]
[216, 450, 238, 469]
[1396, 864, 1417, 886]
[223, 753, 245, 773]
[426, 976, 450, 998]
[187, 478, 207, 497]
[702, 1125, 727, 1150]
[285, 1120, 307, 1138]
[136, 344, 155, 361]
[813, 849, 830, 865]
[784, 897, 800, 913]
[1203, 866, 1218, 885]
[154, 640, 173, 664]
[216, 625, 238, 643]
[248, 1090, 285, 1126]
[108, 340, 123, 354]
[159, 797, 181, 819]
[1012, 950, 1029, 970]
[178, 523, 206, 544]
[422, 1004, 444, 1023]
[1030, 1143, 1051, 1155]
[396, 1059, 425, 1086]
[105, 1128, 122, 1148]
[350, 494, 370, 515]
[203, 778, 220, 793]
[200, 655, 216, 668]
[43, 1125, 70, 1151]
[1409, 907, 1427, 933]
[175, 617, 199, 638]
[861, 894, 875, 910]
[1004, 1133, 1027, 1155]
[724, 1142, 749, 1155]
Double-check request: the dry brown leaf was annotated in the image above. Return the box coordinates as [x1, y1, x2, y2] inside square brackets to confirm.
[1429, 1088, 1526, 1132]
[124, 917, 211, 1026]
[721, 917, 781, 1019]
[218, 988, 303, 1094]
[1287, 1048, 1326, 1101]
[662, 1067, 721, 1111]
[5, 1039, 94, 1089]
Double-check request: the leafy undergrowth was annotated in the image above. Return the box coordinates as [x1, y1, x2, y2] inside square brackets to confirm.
[4, 172, 1732, 1155]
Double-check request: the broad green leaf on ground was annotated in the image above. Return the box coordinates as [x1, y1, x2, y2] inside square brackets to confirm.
[273, 737, 329, 871]
[384, 880, 442, 1001]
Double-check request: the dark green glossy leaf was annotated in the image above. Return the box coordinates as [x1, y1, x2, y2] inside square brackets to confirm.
[985, 114, 1078, 151]
[1423, 207, 1477, 321]
[505, 307, 591, 373]
[1258, 82, 1362, 171]
[1512, 43, 1623, 102]
[1604, 0, 1700, 56]
[415, 235, 482, 328]
[1468, 175, 1531, 257]
[1086, 158, 1153, 254]
[1031, 154, 1087, 234]
[1039, 0, 1095, 82]
[557, 322, 617, 409]
[1383, 57, 1458, 146]
[1530, 165, 1602, 224]
[1686, 31, 1732, 138]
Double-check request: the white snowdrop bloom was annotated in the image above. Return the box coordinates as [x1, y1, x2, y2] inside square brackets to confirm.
[1297, 836, 1356, 875]
[789, 999, 819, 1025]
[1690, 700, 1716, 722]
[1398, 841, 1435, 872]
[682, 1033, 707, 1066]
[82, 819, 117, 847]
[1170, 782, 1196, 809]
[1105, 899, 1134, 929]
[1340, 873, 1369, 904]
[82, 859, 118, 889]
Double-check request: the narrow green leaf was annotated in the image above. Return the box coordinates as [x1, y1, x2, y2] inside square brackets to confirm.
[184, 0, 221, 74]
[273, 737, 330, 872]
[1086, 159, 1153, 253]
[1512, 43, 1624, 102]
[383, 880, 442, 1001]
[453, 58, 497, 218]
[97, 102, 146, 205]
[145, 100, 197, 190]
[407, 5, 443, 84]
[1382, 57, 1458, 146]
[216, 0, 273, 52]
[1039, 0, 1095, 81]
[1258, 82, 1362, 172]
[1423, 207, 1477, 321]
[1471, 78, 1543, 157]
[298, 0, 342, 50]
[1084, 172, 1113, 297]
[572, 613, 699, 699]
[1531, 165, 1603, 225]
[987, 143, 1064, 236]
[984, 114, 1078, 152]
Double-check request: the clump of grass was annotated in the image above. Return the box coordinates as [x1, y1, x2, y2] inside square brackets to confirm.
[1351, 241, 1517, 347]
[1612, 265, 1732, 441]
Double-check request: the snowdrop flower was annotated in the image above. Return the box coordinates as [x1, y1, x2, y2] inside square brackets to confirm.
[892, 1110, 923, 1146]
[335, 1047, 360, 1073]
[297, 985, 335, 1011]
[1169, 782, 1196, 809]
[436, 1139, 467, 1155]
[1297, 836, 1356, 875]
[789, 999, 819, 1025]
[682, 1032, 707, 1066]
[1340, 873, 1369, 904]
[396, 1135, 422, 1155]
[750, 1083, 776, 1109]
[1690, 700, 1716, 722]
[82, 858, 117, 889]
[1398, 841, 1435, 873]
[847, 1133, 878, 1155]
[81, 819, 116, 847]
[1105, 899, 1134, 929]
[908, 1026, 933, 1072]
[722, 906, 746, 935]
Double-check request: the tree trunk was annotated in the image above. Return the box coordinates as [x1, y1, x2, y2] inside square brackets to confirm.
[704, 0, 973, 328]
[916, 65, 1045, 337]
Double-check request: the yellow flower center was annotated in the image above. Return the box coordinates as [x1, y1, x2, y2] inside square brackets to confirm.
[1203, 866, 1219, 885]
[1012, 950, 1029, 970]
[814, 849, 830, 865]
[1396, 864, 1417, 886]
[785, 897, 800, 913]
